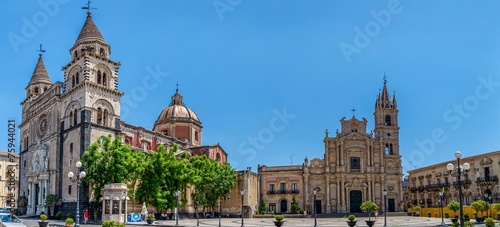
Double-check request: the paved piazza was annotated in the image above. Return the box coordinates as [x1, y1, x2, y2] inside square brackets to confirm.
[19, 217, 495, 227]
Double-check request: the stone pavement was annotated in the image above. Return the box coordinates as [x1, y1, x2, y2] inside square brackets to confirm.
[19, 216, 495, 227]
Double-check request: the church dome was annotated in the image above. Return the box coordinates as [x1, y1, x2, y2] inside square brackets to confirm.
[156, 104, 200, 123]
[153, 89, 202, 132]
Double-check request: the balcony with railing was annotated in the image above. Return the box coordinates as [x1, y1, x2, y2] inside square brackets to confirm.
[289, 190, 300, 194]
[477, 175, 498, 186]
[267, 190, 276, 194]
[452, 179, 472, 189]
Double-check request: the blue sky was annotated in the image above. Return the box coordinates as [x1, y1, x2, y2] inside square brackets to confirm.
[2, 0, 500, 174]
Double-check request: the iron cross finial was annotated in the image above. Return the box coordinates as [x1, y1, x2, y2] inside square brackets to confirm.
[36, 44, 46, 56]
[82, 0, 97, 13]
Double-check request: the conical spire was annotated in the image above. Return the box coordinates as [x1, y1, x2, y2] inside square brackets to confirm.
[375, 76, 396, 109]
[73, 12, 105, 47]
[28, 54, 51, 85]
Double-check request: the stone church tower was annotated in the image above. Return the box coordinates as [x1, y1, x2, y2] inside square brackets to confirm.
[258, 79, 404, 214]
[19, 11, 123, 215]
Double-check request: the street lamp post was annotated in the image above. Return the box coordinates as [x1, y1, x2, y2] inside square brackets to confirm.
[240, 189, 245, 227]
[68, 161, 86, 227]
[218, 199, 221, 227]
[383, 189, 387, 227]
[175, 190, 180, 226]
[484, 194, 492, 218]
[313, 189, 317, 227]
[439, 190, 446, 227]
[447, 151, 470, 227]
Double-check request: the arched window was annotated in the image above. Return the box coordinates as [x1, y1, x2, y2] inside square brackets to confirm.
[97, 71, 102, 84]
[72, 75, 76, 88]
[97, 108, 103, 125]
[73, 110, 78, 126]
[390, 144, 394, 155]
[194, 131, 199, 141]
[74, 51, 78, 58]
[385, 144, 389, 155]
[102, 73, 107, 86]
[34, 87, 39, 94]
[69, 111, 74, 127]
[216, 153, 220, 162]
[103, 109, 108, 126]
[385, 115, 392, 126]
[76, 73, 79, 85]
[100, 48, 105, 56]
[24, 136, 28, 151]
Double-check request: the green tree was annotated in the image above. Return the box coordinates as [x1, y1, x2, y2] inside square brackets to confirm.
[493, 203, 500, 212]
[81, 135, 137, 214]
[44, 194, 58, 216]
[258, 197, 266, 214]
[447, 200, 460, 218]
[360, 200, 379, 221]
[136, 144, 192, 211]
[291, 196, 300, 214]
[471, 200, 489, 217]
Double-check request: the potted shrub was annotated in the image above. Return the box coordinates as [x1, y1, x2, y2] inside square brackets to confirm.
[450, 222, 459, 227]
[444, 212, 449, 218]
[464, 220, 474, 227]
[485, 217, 496, 227]
[447, 200, 460, 223]
[496, 211, 500, 220]
[65, 217, 75, 227]
[412, 206, 421, 217]
[463, 213, 470, 221]
[273, 215, 284, 227]
[346, 214, 357, 227]
[39, 214, 49, 227]
[146, 214, 155, 224]
[434, 212, 438, 218]
[360, 200, 378, 227]
[427, 211, 432, 217]
[55, 211, 62, 220]
[471, 200, 487, 223]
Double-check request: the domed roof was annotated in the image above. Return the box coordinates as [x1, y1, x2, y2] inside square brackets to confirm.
[153, 89, 201, 129]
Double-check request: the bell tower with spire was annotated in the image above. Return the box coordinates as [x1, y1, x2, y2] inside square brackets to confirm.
[374, 76, 400, 156]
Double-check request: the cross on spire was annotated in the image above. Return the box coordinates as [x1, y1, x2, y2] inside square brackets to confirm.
[82, 0, 97, 13]
[176, 81, 179, 93]
[383, 71, 387, 84]
[351, 108, 356, 117]
[36, 44, 46, 56]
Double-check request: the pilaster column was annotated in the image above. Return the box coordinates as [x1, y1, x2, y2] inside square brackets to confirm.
[326, 176, 331, 213]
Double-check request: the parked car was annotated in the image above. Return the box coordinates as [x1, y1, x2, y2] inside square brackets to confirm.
[0, 213, 26, 227]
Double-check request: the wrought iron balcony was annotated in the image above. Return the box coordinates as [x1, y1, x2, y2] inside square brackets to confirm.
[288, 190, 300, 194]
[452, 179, 472, 189]
[279, 190, 287, 194]
[477, 175, 498, 186]
[410, 187, 417, 193]
[267, 190, 276, 194]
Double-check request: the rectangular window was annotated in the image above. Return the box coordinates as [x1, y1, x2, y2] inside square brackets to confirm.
[292, 183, 297, 193]
[269, 203, 276, 212]
[68, 185, 72, 195]
[350, 157, 360, 172]
[269, 184, 275, 194]
[280, 183, 286, 194]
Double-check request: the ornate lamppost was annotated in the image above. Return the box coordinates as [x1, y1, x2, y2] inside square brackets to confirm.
[447, 151, 470, 227]
[175, 190, 180, 226]
[439, 190, 446, 227]
[313, 189, 317, 227]
[484, 194, 492, 218]
[68, 161, 86, 227]
[383, 188, 388, 227]
[240, 189, 245, 227]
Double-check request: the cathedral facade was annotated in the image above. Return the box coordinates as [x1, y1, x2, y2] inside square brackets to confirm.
[19, 11, 226, 215]
[258, 81, 404, 214]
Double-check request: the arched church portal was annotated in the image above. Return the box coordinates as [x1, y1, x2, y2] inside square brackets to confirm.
[350, 190, 362, 213]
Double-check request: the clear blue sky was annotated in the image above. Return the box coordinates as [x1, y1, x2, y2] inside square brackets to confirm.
[2, 1, 500, 174]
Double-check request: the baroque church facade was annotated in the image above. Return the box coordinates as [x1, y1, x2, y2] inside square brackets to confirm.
[19, 11, 227, 215]
[258, 81, 404, 214]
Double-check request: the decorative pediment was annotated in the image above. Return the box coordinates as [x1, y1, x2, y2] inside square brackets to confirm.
[311, 158, 324, 168]
[345, 177, 368, 188]
[480, 157, 493, 166]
